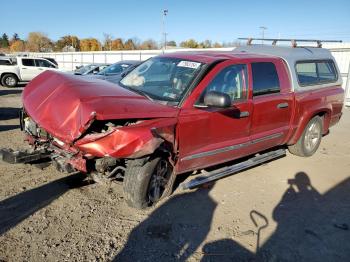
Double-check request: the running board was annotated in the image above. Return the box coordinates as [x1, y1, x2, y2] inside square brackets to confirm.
[181, 149, 286, 190]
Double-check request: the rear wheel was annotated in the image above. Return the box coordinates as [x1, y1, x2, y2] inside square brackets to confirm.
[123, 156, 175, 209]
[288, 116, 323, 157]
[1, 74, 18, 87]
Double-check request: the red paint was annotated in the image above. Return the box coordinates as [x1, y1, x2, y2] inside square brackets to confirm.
[23, 71, 178, 143]
[22, 52, 345, 175]
[68, 155, 87, 173]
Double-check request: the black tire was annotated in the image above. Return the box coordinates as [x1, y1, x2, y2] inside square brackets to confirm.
[288, 116, 323, 157]
[1, 74, 18, 87]
[123, 156, 175, 209]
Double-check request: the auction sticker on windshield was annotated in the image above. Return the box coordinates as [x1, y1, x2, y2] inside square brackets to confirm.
[177, 61, 201, 69]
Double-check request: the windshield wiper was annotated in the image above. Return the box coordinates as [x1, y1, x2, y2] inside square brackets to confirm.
[128, 87, 154, 101]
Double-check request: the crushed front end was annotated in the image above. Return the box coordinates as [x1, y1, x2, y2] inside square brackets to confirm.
[11, 107, 176, 183]
[15, 109, 87, 173]
[1, 71, 178, 182]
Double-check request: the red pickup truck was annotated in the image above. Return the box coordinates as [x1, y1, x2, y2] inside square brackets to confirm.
[4, 45, 344, 209]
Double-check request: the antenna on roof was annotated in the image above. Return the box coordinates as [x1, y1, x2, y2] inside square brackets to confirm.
[238, 38, 342, 48]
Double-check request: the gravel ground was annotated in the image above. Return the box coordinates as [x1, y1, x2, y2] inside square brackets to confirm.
[0, 85, 349, 262]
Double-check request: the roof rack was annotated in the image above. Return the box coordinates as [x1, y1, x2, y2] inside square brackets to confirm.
[238, 38, 342, 48]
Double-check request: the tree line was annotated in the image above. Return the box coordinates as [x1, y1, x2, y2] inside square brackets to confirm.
[0, 32, 239, 53]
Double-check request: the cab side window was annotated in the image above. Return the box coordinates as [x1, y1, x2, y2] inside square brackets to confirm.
[251, 62, 280, 96]
[200, 64, 248, 103]
[35, 59, 54, 68]
[22, 59, 35, 67]
[296, 60, 337, 86]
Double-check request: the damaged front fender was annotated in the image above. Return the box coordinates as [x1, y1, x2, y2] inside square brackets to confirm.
[75, 118, 177, 159]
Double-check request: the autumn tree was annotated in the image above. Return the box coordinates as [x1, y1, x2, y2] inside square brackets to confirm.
[213, 42, 223, 48]
[26, 32, 52, 52]
[123, 39, 136, 50]
[80, 38, 101, 51]
[10, 40, 25, 52]
[139, 39, 158, 50]
[111, 38, 124, 50]
[10, 33, 20, 45]
[55, 35, 80, 51]
[199, 39, 212, 48]
[180, 39, 199, 48]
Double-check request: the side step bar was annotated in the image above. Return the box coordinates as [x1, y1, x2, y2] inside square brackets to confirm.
[181, 149, 286, 190]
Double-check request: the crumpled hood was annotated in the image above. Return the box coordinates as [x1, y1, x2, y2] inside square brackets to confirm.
[22, 71, 179, 143]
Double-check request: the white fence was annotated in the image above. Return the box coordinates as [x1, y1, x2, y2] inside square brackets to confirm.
[31, 48, 233, 71]
[32, 46, 350, 106]
[326, 47, 350, 106]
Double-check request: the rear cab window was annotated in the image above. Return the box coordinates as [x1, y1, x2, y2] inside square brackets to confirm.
[295, 60, 337, 86]
[251, 62, 280, 96]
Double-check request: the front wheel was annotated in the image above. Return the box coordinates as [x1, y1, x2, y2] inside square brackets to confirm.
[288, 116, 323, 157]
[1, 74, 18, 87]
[123, 156, 175, 209]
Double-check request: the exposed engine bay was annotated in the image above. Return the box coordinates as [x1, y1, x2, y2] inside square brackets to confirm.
[15, 108, 176, 183]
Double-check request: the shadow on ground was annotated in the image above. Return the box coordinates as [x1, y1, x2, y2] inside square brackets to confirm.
[0, 172, 88, 235]
[0, 89, 22, 96]
[115, 185, 217, 261]
[0, 125, 20, 132]
[114, 172, 350, 261]
[0, 107, 20, 121]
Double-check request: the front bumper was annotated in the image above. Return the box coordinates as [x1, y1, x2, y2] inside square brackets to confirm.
[19, 110, 88, 173]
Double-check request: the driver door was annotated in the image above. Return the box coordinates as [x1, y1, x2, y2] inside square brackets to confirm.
[177, 62, 253, 173]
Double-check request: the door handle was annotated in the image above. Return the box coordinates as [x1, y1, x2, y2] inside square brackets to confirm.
[22, 68, 27, 69]
[38, 68, 43, 70]
[277, 102, 289, 109]
[239, 111, 250, 118]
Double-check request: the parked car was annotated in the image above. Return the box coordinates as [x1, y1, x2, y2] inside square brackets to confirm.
[91, 60, 142, 84]
[0, 57, 59, 87]
[74, 64, 110, 76]
[4, 45, 344, 209]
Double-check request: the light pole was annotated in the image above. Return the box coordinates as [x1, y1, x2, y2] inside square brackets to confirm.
[162, 9, 168, 52]
[259, 26, 267, 44]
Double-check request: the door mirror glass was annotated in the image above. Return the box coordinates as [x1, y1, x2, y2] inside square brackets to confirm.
[204, 91, 231, 108]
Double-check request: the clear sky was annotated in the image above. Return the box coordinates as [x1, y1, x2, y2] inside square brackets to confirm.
[1, 0, 350, 43]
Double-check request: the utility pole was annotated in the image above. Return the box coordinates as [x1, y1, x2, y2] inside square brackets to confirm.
[259, 26, 267, 44]
[162, 9, 168, 53]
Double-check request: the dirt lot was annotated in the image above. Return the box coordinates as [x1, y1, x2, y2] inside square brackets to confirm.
[0, 85, 349, 262]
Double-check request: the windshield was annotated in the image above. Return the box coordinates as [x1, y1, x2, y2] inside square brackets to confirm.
[120, 57, 204, 104]
[98, 62, 131, 75]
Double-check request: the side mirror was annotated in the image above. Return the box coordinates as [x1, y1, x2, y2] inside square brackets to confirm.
[204, 91, 231, 108]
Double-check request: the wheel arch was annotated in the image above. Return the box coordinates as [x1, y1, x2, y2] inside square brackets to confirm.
[1, 72, 20, 80]
[289, 107, 330, 145]
[1, 72, 20, 86]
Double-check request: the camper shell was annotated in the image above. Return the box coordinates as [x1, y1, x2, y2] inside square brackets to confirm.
[234, 45, 342, 91]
